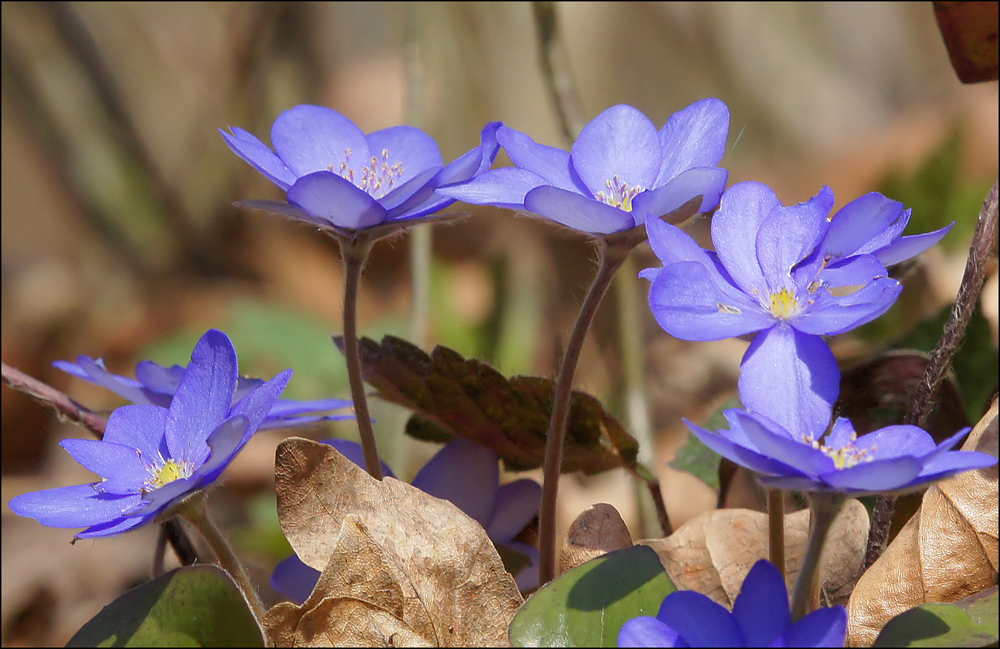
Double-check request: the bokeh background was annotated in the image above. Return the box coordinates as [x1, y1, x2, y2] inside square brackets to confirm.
[2, 2, 996, 645]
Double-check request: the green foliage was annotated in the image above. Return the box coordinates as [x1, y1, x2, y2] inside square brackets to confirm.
[873, 587, 999, 647]
[508, 545, 676, 647]
[670, 396, 741, 492]
[66, 565, 263, 647]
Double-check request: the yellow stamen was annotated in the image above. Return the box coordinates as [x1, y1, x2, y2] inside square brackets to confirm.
[145, 459, 193, 492]
[768, 288, 799, 319]
[802, 433, 875, 470]
[595, 175, 643, 212]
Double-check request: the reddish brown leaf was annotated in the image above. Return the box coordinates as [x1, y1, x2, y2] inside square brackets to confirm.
[934, 1, 999, 83]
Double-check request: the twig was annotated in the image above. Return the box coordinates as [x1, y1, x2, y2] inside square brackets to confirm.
[865, 179, 999, 568]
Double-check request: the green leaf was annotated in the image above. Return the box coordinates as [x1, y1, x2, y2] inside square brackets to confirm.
[670, 428, 722, 491]
[66, 565, 263, 647]
[508, 545, 675, 647]
[873, 587, 999, 648]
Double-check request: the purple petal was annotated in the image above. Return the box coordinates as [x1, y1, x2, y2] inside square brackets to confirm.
[755, 187, 833, 292]
[140, 473, 203, 513]
[570, 105, 662, 196]
[411, 438, 499, 526]
[732, 411, 834, 476]
[853, 425, 937, 459]
[60, 438, 148, 494]
[711, 182, 780, 295]
[648, 261, 772, 340]
[739, 326, 839, 436]
[382, 168, 447, 219]
[271, 553, 321, 605]
[134, 361, 185, 398]
[220, 126, 297, 190]
[822, 193, 905, 260]
[524, 185, 636, 234]
[732, 560, 789, 647]
[645, 216, 712, 266]
[818, 457, 923, 492]
[685, 420, 807, 478]
[75, 510, 157, 538]
[618, 617, 684, 648]
[267, 397, 353, 418]
[655, 97, 730, 186]
[197, 416, 252, 486]
[496, 125, 586, 193]
[102, 404, 169, 466]
[504, 540, 540, 591]
[270, 105, 369, 177]
[795, 277, 902, 336]
[54, 357, 154, 406]
[257, 414, 356, 430]
[804, 251, 887, 291]
[875, 224, 954, 267]
[436, 121, 502, 187]
[287, 171, 388, 229]
[487, 479, 541, 542]
[436, 167, 549, 210]
[658, 591, 743, 647]
[321, 439, 395, 478]
[912, 450, 997, 485]
[782, 606, 848, 647]
[365, 125, 444, 184]
[631, 167, 729, 225]
[237, 199, 334, 228]
[229, 369, 292, 439]
[165, 330, 238, 465]
[9, 484, 145, 529]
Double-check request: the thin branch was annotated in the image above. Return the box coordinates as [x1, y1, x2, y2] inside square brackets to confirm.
[865, 179, 999, 568]
[531, 1, 586, 140]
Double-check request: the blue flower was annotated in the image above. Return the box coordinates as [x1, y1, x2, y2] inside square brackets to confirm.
[642, 182, 908, 434]
[9, 330, 291, 538]
[437, 100, 730, 235]
[221, 105, 501, 230]
[53, 354, 354, 431]
[685, 409, 996, 495]
[271, 438, 541, 602]
[619, 560, 847, 647]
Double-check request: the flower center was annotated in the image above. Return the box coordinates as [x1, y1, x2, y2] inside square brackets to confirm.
[145, 459, 194, 492]
[768, 288, 800, 319]
[802, 433, 875, 470]
[330, 148, 404, 199]
[595, 175, 643, 212]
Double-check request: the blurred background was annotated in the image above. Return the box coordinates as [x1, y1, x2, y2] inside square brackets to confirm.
[2, 2, 996, 644]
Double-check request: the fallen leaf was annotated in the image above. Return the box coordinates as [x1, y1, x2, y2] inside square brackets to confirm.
[934, 1, 999, 83]
[559, 503, 633, 574]
[848, 396, 999, 647]
[334, 335, 638, 474]
[640, 500, 869, 608]
[271, 437, 522, 647]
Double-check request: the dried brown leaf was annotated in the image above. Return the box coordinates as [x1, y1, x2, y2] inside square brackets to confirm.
[640, 500, 869, 607]
[334, 335, 638, 474]
[848, 397, 999, 647]
[272, 437, 522, 647]
[559, 503, 633, 574]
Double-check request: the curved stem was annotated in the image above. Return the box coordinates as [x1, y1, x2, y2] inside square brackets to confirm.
[865, 179, 998, 568]
[179, 496, 268, 641]
[790, 493, 845, 621]
[768, 489, 785, 577]
[338, 234, 384, 480]
[539, 239, 632, 585]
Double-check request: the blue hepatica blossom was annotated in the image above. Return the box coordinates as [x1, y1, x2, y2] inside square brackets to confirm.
[685, 409, 996, 495]
[437, 100, 730, 235]
[619, 560, 848, 648]
[221, 105, 501, 231]
[9, 330, 291, 538]
[53, 354, 354, 430]
[642, 182, 916, 434]
[272, 438, 541, 602]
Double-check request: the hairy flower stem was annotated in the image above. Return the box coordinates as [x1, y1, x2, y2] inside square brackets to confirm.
[790, 493, 845, 621]
[768, 490, 785, 577]
[179, 496, 268, 641]
[865, 179, 998, 569]
[539, 237, 634, 585]
[336, 233, 384, 480]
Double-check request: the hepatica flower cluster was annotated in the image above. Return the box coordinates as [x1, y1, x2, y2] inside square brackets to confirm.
[9, 330, 291, 537]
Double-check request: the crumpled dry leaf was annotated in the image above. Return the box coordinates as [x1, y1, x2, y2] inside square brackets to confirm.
[269, 437, 523, 647]
[848, 397, 999, 647]
[334, 335, 638, 474]
[640, 500, 869, 608]
[559, 503, 633, 574]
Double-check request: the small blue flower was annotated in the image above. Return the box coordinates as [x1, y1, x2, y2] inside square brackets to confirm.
[221, 105, 501, 230]
[9, 330, 291, 538]
[642, 182, 910, 434]
[437, 100, 730, 235]
[271, 438, 541, 602]
[619, 560, 848, 647]
[685, 409, 996, 495]
[54, 354, 354, 430]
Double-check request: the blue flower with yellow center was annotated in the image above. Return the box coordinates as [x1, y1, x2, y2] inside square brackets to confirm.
[8, 330, 291, 539]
